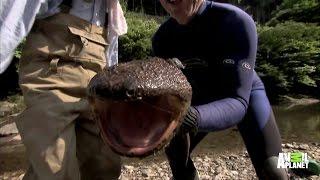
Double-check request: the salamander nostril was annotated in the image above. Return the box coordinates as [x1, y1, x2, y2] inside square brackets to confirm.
[136, 92, 142, 100]
[126, 89, 143, 100]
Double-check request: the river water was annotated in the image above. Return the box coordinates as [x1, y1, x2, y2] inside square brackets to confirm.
[136, 103, 320, 164]
[194, 103, 320, 154]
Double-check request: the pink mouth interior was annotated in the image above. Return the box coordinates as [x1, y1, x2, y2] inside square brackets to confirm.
[94, 98, 180, 157]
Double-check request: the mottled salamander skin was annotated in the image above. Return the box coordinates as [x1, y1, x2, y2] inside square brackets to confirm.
[87, 57, 192, 157]
[88, 57, 191, 102]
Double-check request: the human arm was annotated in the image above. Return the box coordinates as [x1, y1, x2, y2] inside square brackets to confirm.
[153, 12, 257, 132]
[195, 11, 257, 132]
[0, 0, 52, 74]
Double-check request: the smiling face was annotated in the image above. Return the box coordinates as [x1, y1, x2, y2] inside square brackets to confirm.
[160, 0, 204, 24]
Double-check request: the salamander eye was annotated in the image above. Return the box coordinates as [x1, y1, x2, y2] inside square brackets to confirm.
[126, 89, 135, 98]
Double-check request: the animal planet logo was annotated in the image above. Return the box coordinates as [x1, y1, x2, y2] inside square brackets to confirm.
[277, 152, 309, 169]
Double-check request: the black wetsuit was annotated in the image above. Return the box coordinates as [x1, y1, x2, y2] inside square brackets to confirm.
[152, 1, 282, 179]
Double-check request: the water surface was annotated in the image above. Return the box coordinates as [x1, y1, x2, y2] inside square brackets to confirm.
[195, 103, 320, 154]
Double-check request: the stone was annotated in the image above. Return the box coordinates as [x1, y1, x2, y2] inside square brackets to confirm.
[229, 155, 238, 160]
[124, 165, 135, 170]
[213, 160, 221, 165]
[215, 167, 224, 175]
[214, 173, 224, 180]
[221, 155, 228, 159]
[0, 123, 19, 136]
[284, 143, 294, 148]
[242, 170, 248, 175]
[0, 102, 15, 117]
[203, 162, 210, 167]
[141, 169, 154, 177]
[211, 168, 215, 174]
[204, 155, 211, 161]
[119, 175, 130, 180]
[201, 174, 212, 180]
[308, 175, 320, 180]
[12, 134, 21, 141]
[17, 174, 24, 180]
[231, 171, 239, 176]
[0, 134, 21, 145]
[298, 144, 309, 150]
[195, 157, 203, 162]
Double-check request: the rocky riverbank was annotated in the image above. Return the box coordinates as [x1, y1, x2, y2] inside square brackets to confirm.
[118, 142, 320, 180]
[1, 137, 319, 180]
[1, 96, 320, 180]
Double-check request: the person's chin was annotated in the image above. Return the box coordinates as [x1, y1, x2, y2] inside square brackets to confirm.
[173, 15, 190, 25]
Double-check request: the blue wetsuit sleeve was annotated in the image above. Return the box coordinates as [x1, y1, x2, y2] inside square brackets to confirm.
[196, 98, 246, 131]
[196, 11, 257, 132]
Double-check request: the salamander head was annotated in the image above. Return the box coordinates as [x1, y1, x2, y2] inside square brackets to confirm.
[87, 57, 192, 157]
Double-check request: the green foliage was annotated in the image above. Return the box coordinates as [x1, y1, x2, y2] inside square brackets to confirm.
[280, 0, 318, 9]
[118, 13, 320, 99]
[119, 12, 161, 61]
[10, 8, 319, 101]
[119, 0, 128, 13]
[267, 0, 319, 25]
[257, 22, 320, 97]
[125, 0, 167, 16]
[257, 63, 289, 88]
[14, 39, 25, 59]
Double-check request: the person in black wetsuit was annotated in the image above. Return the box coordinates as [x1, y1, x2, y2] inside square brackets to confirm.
[152, 0, 289, 179]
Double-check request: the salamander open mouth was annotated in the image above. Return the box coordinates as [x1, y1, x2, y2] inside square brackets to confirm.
[87, 58, 192, 157]
[90, 96, 183, 157]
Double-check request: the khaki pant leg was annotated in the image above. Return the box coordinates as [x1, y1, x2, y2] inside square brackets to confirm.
[17, 57, 89, 180]
[76, 118, 122, 180]
[16, 13, 121, 180]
